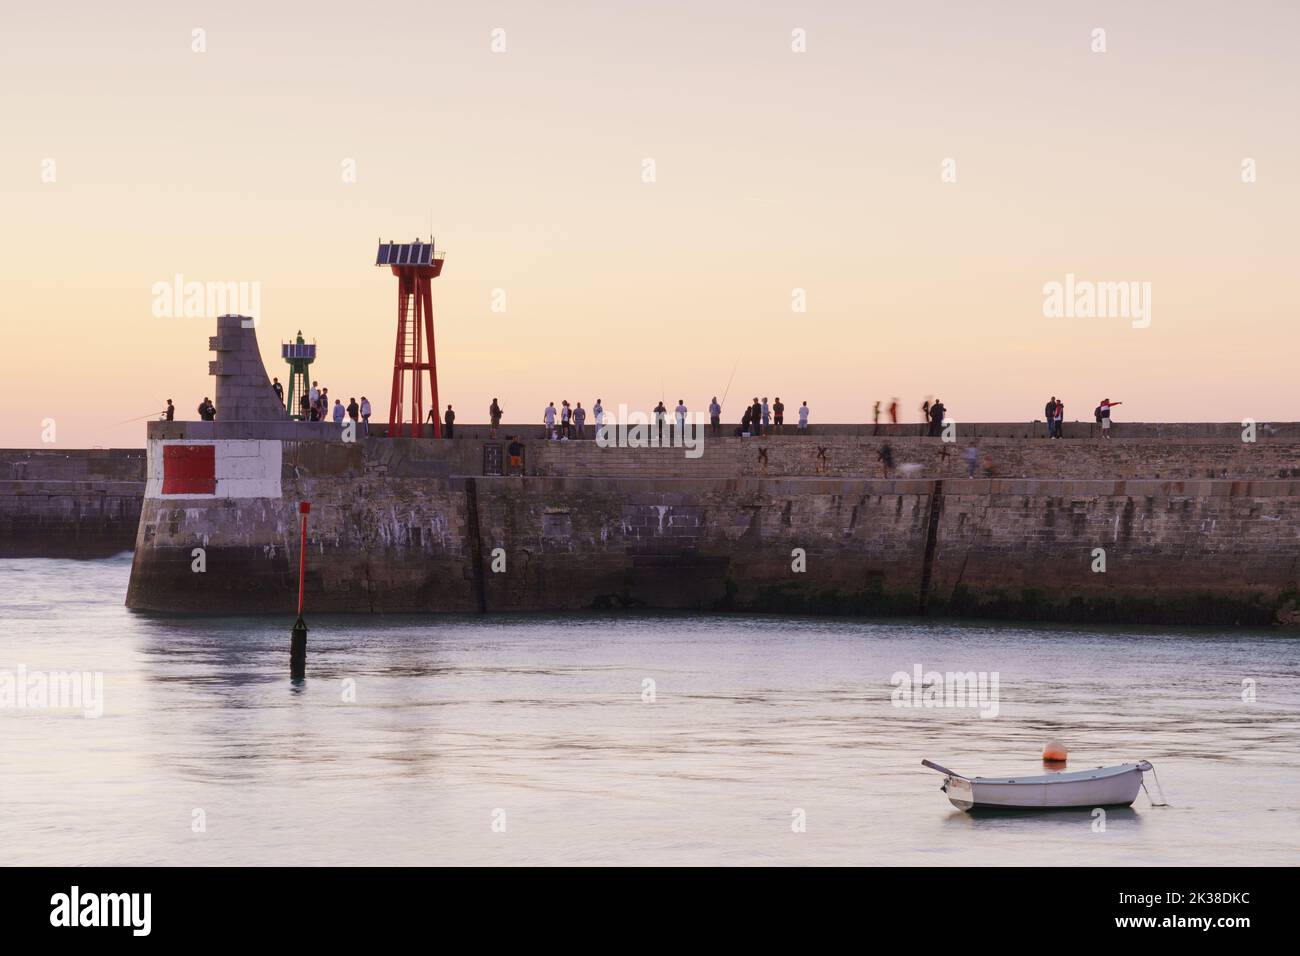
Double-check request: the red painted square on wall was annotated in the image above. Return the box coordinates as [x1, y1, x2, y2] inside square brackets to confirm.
[162, 444, 216, 495]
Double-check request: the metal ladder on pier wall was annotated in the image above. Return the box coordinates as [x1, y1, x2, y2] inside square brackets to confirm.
[917, 479, 945, 614]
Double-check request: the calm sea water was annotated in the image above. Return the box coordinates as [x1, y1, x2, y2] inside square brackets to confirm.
[2, 555, 1298, 866]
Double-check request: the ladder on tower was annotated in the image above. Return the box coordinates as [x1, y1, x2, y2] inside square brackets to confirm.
[393, 289, 423, 435]
[401, 293, 416, 365]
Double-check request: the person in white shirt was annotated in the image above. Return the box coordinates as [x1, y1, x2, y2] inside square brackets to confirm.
[543, 402, 557, 439]
[797, 401, 809, 432]
[593, 399, 604, 427]
[359, 396, 371, 436]
[674, 400, 687, 438]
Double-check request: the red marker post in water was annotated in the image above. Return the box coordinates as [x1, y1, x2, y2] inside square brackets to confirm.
[291, 501, 310, 680]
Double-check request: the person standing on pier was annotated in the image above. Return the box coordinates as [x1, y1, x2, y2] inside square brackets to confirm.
[347, 397, 359, 425]
[741, 406, 753, 437]
[1053, 398, 1064, 439]
[873, 400, 881, 435]
[674, 399, 688, 440]
[573, 402, 586, 439]
[773, 397, 785, 435]
[928, 398, 946, 437]
[1045, 396, 1057, 438]
[444, 404, 456, 438]
[309, 381, 320, 419]
[761, 397, 771, 436]
[544, 402, 557, 439]
[272, 378, 284, 404]
[561, 401, 572, 439]
[489, 399, 503, 439]
[889, 397, 899, 425]
[360, 396, 371, 435]
[593, 399, 605, 431]
[709, 396, 721, 437]
[921, 397, 931, 424]
[332, 398, 345, 425]
[507, 436, 524, 475]
[1099, 398, 1121, 438]
[798, 401, 809, 433]
[653, 401, 668, 439]
[750, 398, 761, 436]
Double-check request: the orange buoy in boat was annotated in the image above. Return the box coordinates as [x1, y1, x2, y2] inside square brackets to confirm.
[1042, 739, 1068, 764]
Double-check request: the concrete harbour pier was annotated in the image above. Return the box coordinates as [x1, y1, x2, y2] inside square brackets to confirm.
[111, 420, 1300, 626]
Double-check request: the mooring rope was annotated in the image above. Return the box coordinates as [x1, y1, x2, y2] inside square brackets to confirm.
[1141, 763, 1170, 807]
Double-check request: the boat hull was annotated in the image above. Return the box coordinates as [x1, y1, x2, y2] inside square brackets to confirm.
[945, 765, 1145, 812]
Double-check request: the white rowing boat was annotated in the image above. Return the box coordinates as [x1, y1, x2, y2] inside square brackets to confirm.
[921, 758, 1157, 811]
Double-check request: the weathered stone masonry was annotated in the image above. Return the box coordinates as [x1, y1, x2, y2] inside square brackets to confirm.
[119, 427, 1300, 626]
[0, 450, 145, 556]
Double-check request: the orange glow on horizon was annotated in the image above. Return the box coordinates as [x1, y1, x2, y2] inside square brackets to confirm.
[2, 2, 1298, 447]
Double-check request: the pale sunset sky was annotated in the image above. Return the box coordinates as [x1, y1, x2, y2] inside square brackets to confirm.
[1, 1, 1297, 446]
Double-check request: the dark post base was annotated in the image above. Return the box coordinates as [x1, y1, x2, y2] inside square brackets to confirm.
[290, 616, 307, 680]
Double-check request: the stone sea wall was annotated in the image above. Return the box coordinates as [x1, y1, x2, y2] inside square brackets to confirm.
[0, 450, 145, 556]
[117, 426, 1300, 626]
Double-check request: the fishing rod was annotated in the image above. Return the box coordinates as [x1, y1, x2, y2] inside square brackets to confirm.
[719, 355, 740, 407]
[110, 409, 168, 427]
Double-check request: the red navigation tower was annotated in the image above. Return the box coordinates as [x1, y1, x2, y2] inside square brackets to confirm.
[377, 237, 445, 437]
